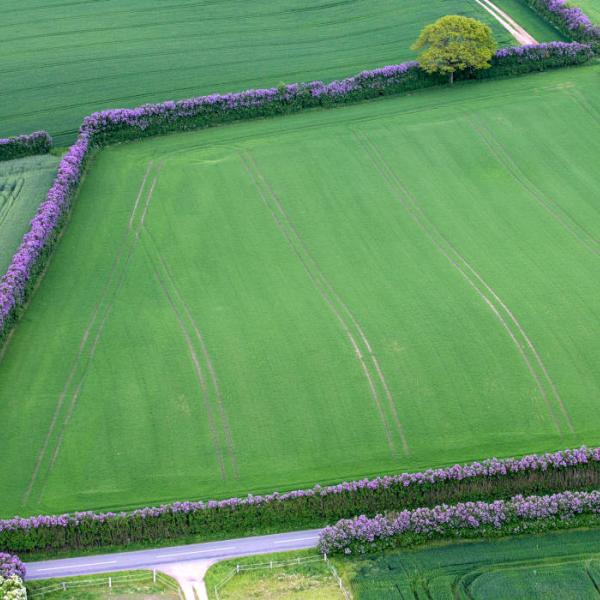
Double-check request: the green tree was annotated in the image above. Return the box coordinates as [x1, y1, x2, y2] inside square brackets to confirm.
[412, 15, 497, 84]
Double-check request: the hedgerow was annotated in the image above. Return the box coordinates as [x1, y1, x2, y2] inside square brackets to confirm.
[0, 131, 52, 162]
[318, 490, 600, 554]
[0, 41, 593, 343]
[1, 447, 599, 553]
[524, 0, 600, 48]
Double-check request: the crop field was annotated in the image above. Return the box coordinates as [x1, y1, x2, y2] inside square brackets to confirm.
[1, 0, 537, 145]
[0, 154, 59, 274]
[342, 528, 600, 598]
[1, 63, 599, 518]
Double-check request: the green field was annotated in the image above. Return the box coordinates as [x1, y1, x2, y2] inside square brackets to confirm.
[0, 0, 529, 145]
[0, 155, 59, 274]
[342, 528, 600, 599]
[1, 64, 600, 518]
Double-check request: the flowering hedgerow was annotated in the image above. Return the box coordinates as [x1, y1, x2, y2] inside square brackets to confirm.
[0, 133, 91, 336]
[1, 446, 599, 553]
[0, 131, 52, 162]
[0, 41, 592, 342]
[0, 554, 25, 580]
[318, 490, 600, 554]
[525, 0, 600, 46]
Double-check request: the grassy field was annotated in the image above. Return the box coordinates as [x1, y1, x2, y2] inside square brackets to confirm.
[341, 528, 600, 598]
[26, 570, 180, 599]
[0, 154, 59, 274]
[1, 64, 599, 518]
[0, 0, 531, 145]
[206, 550, 343, 599]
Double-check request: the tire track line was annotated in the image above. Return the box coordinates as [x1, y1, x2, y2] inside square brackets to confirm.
[240, 152, 401, 458]
[0, 177, 24, 228]
[354, 129, 566, 435]
[22, 162, 160, 506]
[46, 165, 165, 476]
[143, 226, 239, 479]
[469, 115, 600, 258]
[143, 239, 227, 481]
[244, 152, 408, 454]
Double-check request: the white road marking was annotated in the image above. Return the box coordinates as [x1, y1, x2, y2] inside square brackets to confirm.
[273, 536, 319, 545]
[37, 560, 117, 572]
[156, 546, 236, 559]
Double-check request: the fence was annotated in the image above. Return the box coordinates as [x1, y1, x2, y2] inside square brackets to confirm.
[212, 554, 351, 599]
[28, 569, 183, 599]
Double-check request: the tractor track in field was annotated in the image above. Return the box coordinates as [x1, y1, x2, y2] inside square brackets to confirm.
[354, 128, 573, 436]
[0, 177, 24, 229]
[142, 225, 239, 479]
[144, 241, 227, 480]
[240, 150, 408, 457]
[23, 162, 164, 506]
[468, 115, 600, 259]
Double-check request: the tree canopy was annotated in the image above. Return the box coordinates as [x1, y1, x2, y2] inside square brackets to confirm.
[412, 15, 497, 83]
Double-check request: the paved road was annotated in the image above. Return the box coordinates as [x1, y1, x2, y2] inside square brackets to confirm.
[24, 529, 323, 580]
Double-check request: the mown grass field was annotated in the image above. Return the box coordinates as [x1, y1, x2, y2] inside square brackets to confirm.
[1, 64, 599, 518]
[0, 0, 528, 145]
[206, 550, 342, 599]
[341, 528, 600, 598]
[0, 155, 59, 274]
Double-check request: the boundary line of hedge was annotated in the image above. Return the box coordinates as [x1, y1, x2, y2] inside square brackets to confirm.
[318, 490, 600, 554]
[1, 446, 599, 553]
[0, 132, 52, 163]
[0, 41, 593, 342]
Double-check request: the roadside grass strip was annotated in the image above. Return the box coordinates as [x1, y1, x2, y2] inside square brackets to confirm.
[26, 570, 182, 599]
[0, 0, 524, 145]
[206, 550, 347, 600]
[0, 64, 599, 519]
[338, 527, 600, 599]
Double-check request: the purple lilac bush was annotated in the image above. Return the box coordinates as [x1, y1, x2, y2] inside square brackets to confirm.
[526, 0, 600, 46]
[319, 490, 600, 554]
[1, 446, 599, 553]
[0, 133, 91, 335]
[0, 554, 25, 580]
[0, 131, 52, 162]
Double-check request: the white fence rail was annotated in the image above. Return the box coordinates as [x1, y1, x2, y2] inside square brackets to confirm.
[213, 554, 351, 599]
[28, 569, 183, 599]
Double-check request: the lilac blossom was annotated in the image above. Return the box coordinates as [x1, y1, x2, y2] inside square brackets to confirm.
[0, 554, 25, 579]
[319, 490, 600, 554]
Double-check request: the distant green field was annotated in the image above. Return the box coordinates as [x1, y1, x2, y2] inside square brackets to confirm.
[343, 528, 600, 599]
[0, 155, 59, 274]
[0, 0, 526, 145]
[1, 65, 599, 518]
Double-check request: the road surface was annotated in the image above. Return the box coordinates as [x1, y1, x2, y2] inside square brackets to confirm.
[24, 528, 322, 579]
